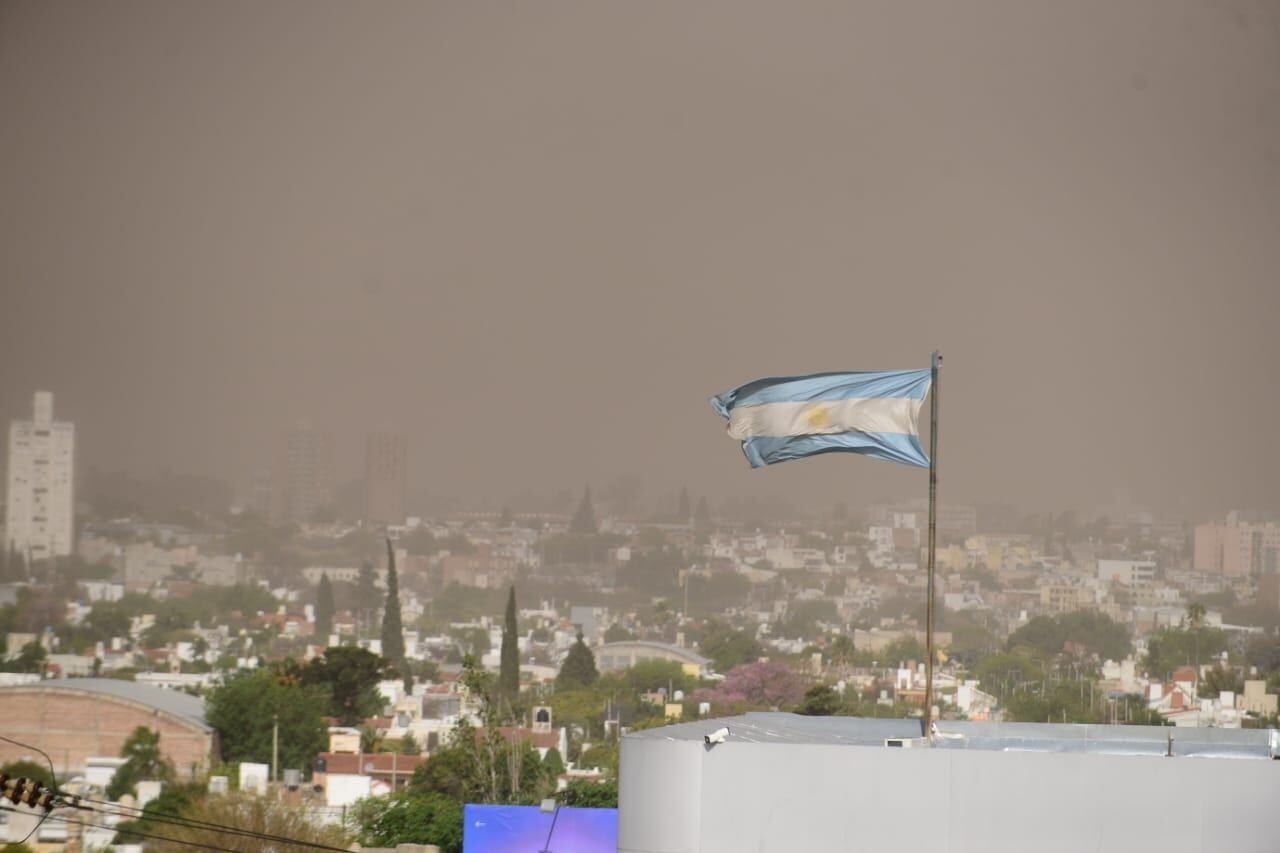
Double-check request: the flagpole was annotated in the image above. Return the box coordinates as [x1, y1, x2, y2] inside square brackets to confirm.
[924, 350, 940, 734]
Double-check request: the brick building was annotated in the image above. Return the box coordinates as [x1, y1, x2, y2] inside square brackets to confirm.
[0, 679, 214, 779]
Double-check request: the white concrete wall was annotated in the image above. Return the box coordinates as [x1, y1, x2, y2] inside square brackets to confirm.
[620, 737, 1280, 853]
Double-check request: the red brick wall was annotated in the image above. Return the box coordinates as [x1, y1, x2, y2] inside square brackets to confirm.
[0, 688, 213, 779]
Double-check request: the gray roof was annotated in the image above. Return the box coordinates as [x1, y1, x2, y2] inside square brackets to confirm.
[625, 712, 922, 744]
[626, 712, 1280, 759]
[0, 678, 210, 731]
[598, 640, 712, 666]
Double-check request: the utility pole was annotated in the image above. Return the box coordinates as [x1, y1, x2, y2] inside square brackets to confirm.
[272, 713, 279, 784]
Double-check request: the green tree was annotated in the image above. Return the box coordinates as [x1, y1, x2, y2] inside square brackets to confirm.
[1186, 601, 1207, 673]
[604, 622, 633, 643]
[302, 646, 394, 725]
[570, 486, 597, 534]
[699, 622, 761, 672]
[541, 746, 565, 779]
[400, 732, 421, 756]
[693, 497, 712, 540]
[0, 760, 53, 790]
[796, 684, 843, 716]
[1006, 611, 1130, 662]
[499, 585, 520, 704]
[348, 789, 463, 853]
[557, 778, 618, 808]
[314, 573, 334, 641]
[356, 559, 379, 631]
[0, 641, 45, 674]
[1145, 625, 1229, 682]
[827, 634, 858, 666]
[107, 727, 174, 800]
[1201, 663, 1243, 698]
[205, 667, 328, 771]
[556, 632, 599, 690]
[112, 781, 202, 845]
[380, 539, 408, 688]
[124, 790, 351, 852]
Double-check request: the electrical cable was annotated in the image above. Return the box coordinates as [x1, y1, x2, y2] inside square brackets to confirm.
[0, 733, 56, 843]
[62, 793, 355, 852]
[0, 803, 252, 853]
[2, 734, 352, 853]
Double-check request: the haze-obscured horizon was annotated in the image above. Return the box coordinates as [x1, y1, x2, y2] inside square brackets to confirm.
[2, 1, 1277, 517]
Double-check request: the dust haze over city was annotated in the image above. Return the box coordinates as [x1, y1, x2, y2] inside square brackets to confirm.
[0, 3, 1278, 852]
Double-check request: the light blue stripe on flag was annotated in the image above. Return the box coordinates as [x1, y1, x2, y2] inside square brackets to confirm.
[710, 369, 932, 469]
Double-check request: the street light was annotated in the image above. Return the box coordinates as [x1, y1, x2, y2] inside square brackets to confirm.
[538, 797, 560, 853]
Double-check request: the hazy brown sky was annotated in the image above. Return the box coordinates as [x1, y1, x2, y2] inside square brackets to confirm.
[2, 1, 1277, 516]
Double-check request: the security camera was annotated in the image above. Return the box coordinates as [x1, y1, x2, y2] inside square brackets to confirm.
[704, 726, 730, 746]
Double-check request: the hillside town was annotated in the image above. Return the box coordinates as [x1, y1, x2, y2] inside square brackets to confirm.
[2, 404, 1278, 847]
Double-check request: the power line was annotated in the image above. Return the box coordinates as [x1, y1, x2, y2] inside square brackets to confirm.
[0, 733, 56, 843]
[1, 734, 353, 853]
[0, 803, 250, 853]
[64, 792, 356, 853]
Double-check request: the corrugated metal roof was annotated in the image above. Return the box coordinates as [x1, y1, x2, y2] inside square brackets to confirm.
[598, 640, 712, 666]
[626, 712, 1278, 759]
[0, 678, 209, 731]
[625, 712, 922, 744]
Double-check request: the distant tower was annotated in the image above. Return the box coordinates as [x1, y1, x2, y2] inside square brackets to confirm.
[272, 423, 335, 523]
[5, 391, 75, 561]
[532, 706, 553, 733]
[364, 433, 408, 526]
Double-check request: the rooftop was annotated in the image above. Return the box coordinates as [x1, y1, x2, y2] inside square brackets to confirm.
[626, 712, 1280, 760]
[598, 640, 712, 666]
[0, 678, 209, 731]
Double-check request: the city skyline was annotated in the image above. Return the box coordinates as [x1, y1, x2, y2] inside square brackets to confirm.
[1, 2, 1277, 517]
[3, 387, 1276, 523]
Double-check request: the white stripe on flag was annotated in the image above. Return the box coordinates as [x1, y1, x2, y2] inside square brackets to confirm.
[727, 396, 923, 440]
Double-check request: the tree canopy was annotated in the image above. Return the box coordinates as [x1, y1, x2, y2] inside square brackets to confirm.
[314, 573, 334, 640]
[107, 727, 174, 800]
[381, 539, 406, 673]
[1006, 611, 1131, 661]
[556, 633, 599, 690]
[300, 646, 393, 725]
[499, 586, 520, 703]
[570, 486, 597, 534]
[205, 667, 328, 771]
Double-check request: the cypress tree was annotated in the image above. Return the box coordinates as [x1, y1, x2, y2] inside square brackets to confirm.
[676, 487, 691, 522]
[556, 632, 599, 690]
[315, 573, 335, 642]
[693, 497, 712, 539]
[355, 559, 378, 633]
[570, 486, 597, 534]
[499, 585, 520, 702]
[380, 539, 406, 675]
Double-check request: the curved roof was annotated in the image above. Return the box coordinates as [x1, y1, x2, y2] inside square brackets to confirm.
[0, 678, 210, 731]
[598, 640, 712, 666]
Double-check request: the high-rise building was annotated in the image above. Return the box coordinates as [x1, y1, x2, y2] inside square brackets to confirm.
[271, 423, 335, 523]
[5, 391, 75, 561]
[365, 433, 407, 525]
[1193, 521, 1280, 576]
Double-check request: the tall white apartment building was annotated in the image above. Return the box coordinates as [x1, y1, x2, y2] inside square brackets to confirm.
[5, 391, 75, 561]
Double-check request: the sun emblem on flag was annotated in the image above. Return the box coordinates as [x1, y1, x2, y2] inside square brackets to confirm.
[805, 404, 832, 430]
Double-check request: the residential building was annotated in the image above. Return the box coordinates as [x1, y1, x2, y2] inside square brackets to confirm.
[596, 640, 712, 677]
[271, 423, 335, 523]
[4, 391, 75, 561]
[1194, 521, 1280, 577]
[364, 432, 408, 525]
[440, 544, 516, 589]
[1097, 559, 1156, 586]
[1039, 582, 1096, 614]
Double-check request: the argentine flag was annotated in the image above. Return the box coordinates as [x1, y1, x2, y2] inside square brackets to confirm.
[710, 369, 933, 469]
